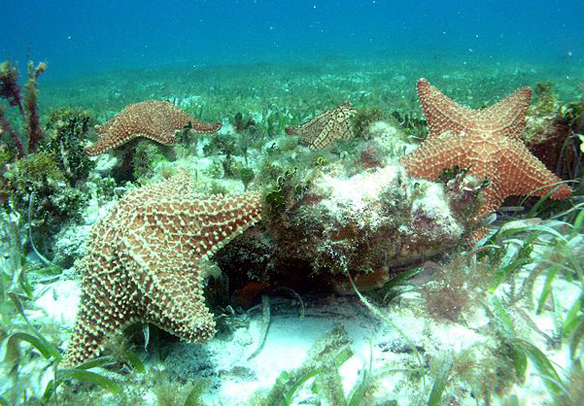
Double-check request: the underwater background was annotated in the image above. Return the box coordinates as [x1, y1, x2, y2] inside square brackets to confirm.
[3, 0, 584, 78]
[1, 1, 584, 406]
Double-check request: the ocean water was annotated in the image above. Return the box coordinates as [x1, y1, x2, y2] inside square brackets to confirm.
[2, 1, 584, 405]
[2, 0, 584, 79]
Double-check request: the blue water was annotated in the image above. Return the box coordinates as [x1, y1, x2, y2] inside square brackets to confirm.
[1, 0, 584, 79]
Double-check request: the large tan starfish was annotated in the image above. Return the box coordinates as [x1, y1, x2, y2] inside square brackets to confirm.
[63, 170, 262, 366]
[400, 78, 572, 221]
[84, 100, 221, 156]
[285, 102, 357, 149]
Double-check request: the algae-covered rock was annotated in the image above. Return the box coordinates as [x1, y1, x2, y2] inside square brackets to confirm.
[217, 156, 479, 296]
[42, 107, 95, 185]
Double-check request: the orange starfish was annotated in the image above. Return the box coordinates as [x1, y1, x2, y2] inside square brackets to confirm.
[85, 100, 221, 156]
[400, 78, 572, 221]
[64, 170, 262, 366]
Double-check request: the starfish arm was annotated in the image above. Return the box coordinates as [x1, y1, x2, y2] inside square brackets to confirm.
[126, 192, 262, 336]
[165, 106, 221, 133]
[63, 291, 132, 367]
[286, 110, 326, 134]
[400, 135, 474, 180]
[190, 119, 222, 133]
[145, 169, 194, 197]
[417, 78, 472, 139]
[301, 115, 327, 148]
[480, 87, 532, 140]
[132, 260, 216, 342]
[498, 139, 573, 199]
[312, 118, 341, 150]
[94, 116, 116, 135]
[143, 131, 177, 146]
[285, 124, 300, 135]
[122, 215, 218, 342]
[84, 133, 139, 155]
[63, 252, 140, 366]
[337, 107, 357, 141]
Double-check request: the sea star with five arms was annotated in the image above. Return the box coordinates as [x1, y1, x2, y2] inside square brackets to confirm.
[84, 100, 222, 156]
[63, 170, 262, 366]
[285, 102, 357, 150]
[400, 78, 572, 221]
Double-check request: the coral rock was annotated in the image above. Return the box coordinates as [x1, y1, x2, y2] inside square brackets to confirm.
[63, 170, 262, 366]
[217, 164, 471, 293]
[285, 102, 357, 150]
[84, 100, 221, 156]
[400, 78, 572, 221]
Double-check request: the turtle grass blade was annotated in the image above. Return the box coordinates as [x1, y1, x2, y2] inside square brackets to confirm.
[526, 185, 570, 218]
[284, 347, 353, 405]
[123, 351, 146, 374]
[569, 315, 584, 359]
[427, 358, 453, 406]
[488, 230, 541, 293]
[183, 378, 207, 406]
[373, 267, 421, 304]
[8, 293, 62, 362]
[536, 265, 559, 315]
[349, 275, 427, 389]
[5, 332, 56, 360]
[283, 367, 322, 405]
[508, 338, 564, 400]
[490, 299, 528, 380]
[347, 340, 373, 406]
[563, 293, 583, 336]
[572, 207, 584, 231]
[42, 368, 123, 403]
[73, 355, 117, 370]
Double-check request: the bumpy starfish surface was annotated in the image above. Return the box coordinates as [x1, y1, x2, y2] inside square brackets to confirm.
[400, 78, 572, 220]
[285, 102, 357, 149]
[63, 170, 262, 366]
[84, 100, 221, 156]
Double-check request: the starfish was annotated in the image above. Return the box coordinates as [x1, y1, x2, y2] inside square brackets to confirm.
[285, 102, 357, 149]
[400, 78, 572, 221]
[63, 170, 262, 366]
[84, 100, 221, 156]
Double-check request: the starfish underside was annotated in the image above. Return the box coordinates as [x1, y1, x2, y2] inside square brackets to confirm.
[286, 102, 357, 149]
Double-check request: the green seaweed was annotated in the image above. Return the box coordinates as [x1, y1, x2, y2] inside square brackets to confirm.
[42, 107, 95, 185]
[351, 107, 384, 139]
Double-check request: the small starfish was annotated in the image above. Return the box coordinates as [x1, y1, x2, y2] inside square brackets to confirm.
[400, 78, 572, 221]
[85, 100, 221, 156]
[63, 170, 262, 366]
[286, 102, 357, 149]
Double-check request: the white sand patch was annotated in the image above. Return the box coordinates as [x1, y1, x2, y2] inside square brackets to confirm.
[33, 279, 80, 327]
[26, 264, 582, 405]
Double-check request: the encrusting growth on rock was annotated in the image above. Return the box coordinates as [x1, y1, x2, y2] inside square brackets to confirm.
[84, 100, 222, 156]
[285, 102, 357, 149]
[63, 170, 262, 366]
[400, 78, 572, 221]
